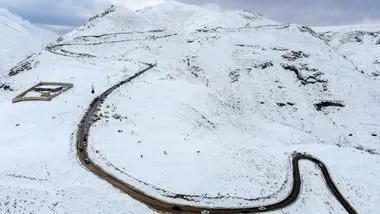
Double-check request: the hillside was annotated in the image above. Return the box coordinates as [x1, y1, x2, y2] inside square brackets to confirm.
[0, 1, 379, 213]
[313, 24, 380, 79]
[0, 8, 57, 76]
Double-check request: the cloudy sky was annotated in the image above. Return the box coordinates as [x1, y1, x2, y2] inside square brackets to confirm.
[1, 0, 379, 33]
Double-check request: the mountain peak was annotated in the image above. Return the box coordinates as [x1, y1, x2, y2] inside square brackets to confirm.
[63, 0, 275, 39]
[112, 0, 167, 11]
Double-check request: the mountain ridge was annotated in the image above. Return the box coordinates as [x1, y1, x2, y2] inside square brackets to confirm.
[0, 2, 379, 213]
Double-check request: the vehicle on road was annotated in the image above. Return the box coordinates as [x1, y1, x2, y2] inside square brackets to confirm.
[258, 206, 266, 211]
[84, 157, 91, 164]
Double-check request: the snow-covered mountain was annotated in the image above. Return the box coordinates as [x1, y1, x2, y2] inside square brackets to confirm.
[0, 8, 57, 75]
[314, 24, 380, 78]
[0, 1, 379, 213]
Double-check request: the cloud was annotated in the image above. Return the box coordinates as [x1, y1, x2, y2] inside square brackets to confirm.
[0, 0, 109, 25]
[358, 18, 380, 25]
[179, 0, 380, 26]
[0, 0, 165, 26]
[37, 24, 76, 34]
[0, 0, 379, 29]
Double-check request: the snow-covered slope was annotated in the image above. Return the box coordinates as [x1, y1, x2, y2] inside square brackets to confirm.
[0, 8, 57, 75]
[0, 1, 379, 213]
[313, 24, 380, 78]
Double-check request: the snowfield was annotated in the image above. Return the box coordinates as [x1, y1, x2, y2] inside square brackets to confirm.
[0, 1, 379, 213]
[313, 24, 380, 81]
[0, 8, 57, 76]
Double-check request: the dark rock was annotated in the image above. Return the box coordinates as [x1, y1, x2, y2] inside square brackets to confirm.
[254, 61, 274, 69]
[272, 47, 289, 51]
[298, 26, 321, 39]
[0, 83, 14, 91]
[340, 31, 380, 44]
[229, 69, 240, 83]
[8, 53, 40, 76]
[281, 63, 326, 85]
[282, 51, 310, 61]
[190, 66, 203, 78]
[314, 101, 345, 111]
[88, 5, 115, 22]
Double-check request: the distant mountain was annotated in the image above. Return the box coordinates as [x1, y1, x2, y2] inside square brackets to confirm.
[0, 8, 57, 75]
[0, 1, 379, 213]
[313, 24, 380, 78]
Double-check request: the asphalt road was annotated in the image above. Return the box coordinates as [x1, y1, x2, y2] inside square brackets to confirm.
[75, 63, 357, 214]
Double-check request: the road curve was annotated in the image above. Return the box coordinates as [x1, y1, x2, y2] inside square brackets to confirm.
[76, 64, 357, 214]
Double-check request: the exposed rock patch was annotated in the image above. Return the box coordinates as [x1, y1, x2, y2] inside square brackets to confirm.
[298, 26, 325, 41]
[354, 145, 379, 155]
[282, 51, 310, 61]
[281, 63, 327, 85]
[339, 31, 380, 44]
[88, 5, 115, 22]
[314, 101, 345, 111]
[8, 53, 40, 76]
[254, 61, 273, 70]
[229, 69, 240, 83]
[0, 83, 13, 91]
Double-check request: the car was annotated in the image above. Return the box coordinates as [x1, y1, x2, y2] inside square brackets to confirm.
[78, 144, 83, 152]
[201, 210, 210, 214]
[83, 141, 87, 147]
[258, 206, 266, 211]
[84, 158, 91, 164]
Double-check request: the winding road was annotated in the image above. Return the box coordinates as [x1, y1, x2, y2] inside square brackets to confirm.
[75, 63, 357, 214]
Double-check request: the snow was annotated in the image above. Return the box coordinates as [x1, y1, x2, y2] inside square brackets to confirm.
[1, 1, 379, 213]
[0, 8, 57, 76]
[112, 0, 166, 11]
[312, 24, 380, 79]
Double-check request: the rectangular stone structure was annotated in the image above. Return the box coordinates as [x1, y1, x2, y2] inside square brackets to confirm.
[12, 82, 73, 103]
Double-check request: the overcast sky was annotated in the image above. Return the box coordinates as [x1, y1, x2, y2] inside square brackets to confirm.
[1, 0, 379, 33]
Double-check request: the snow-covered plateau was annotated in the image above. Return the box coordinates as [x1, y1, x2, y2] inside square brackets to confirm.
[0, 1, 379, 213]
